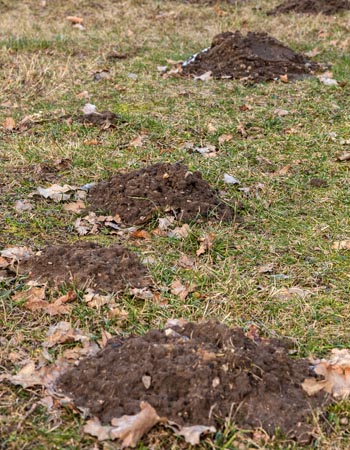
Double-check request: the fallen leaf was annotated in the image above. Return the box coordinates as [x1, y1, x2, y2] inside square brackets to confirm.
[337, 152, 350, 161]
[194, 145, 217, 158]
[280, 74, 289, 83]
[3, 361, 44, 388]
[167, 224, 190, 239]
[332, 240, 350, 250]
[110, 402, 162, 447]
[1, 246, 33, 261]
[258, 263, 274, 274]
[84, 418, 113, 441]
[83, 289, 113, 308]
[194, 71, 212, 81]
[14, 199, 34, 212]
[12, 286, 47, 311]
[35, 184, 75, 202]
[129, 287, 154, 300]
[274, 109, 289, 116]
[82, 103, 97, 115]
[3, 117, 16, 130]
[63, 201, 85, 213]
[129, 135, 145, 148]
[207, 122, 217, 133]
[0, 256, 9, 269]
[302, 349, 350, 398]
[178, 254, 195, 269]
[196, 232, 215, 256]
[237, 123, 247, 137]
[66, 15, 83, 24]
[44, 291, 77, 316]
[223, 173, 240, 184]
[170, 279, 196, 301]
[158, 216, 175, 231]
[272, 164, 292, 176]
[131, 230, 151, 240]
[271, 287, 311, 301]
[218, 134, 233, 145]
[43, 321, 89, 348]
[305, 48, 321, 57]
[170, 423, 216, 445]
[318, 75, 338, 86]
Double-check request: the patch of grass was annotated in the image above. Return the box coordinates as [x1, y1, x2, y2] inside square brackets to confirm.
[2, 0, 350, 448]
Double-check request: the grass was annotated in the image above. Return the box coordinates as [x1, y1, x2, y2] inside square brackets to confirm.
[1, 0, 350, 448]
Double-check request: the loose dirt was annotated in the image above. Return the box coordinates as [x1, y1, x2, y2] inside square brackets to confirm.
[18, 242, 150, 293]
[57, 321, 326, 443]
[87, 162, 237, 225]
[182, 31, 322, 82]
[267, 0, 350, 15]
[78, 111, 123, 128]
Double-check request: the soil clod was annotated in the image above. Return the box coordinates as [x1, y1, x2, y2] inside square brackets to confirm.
[57, 321, 326, 443]
[78, 111, 123, 128]
[267, 0, 350, 15]
[87, 162, 237, 225]
[182, 31, 322, 82]
[18, 242, 150, 294]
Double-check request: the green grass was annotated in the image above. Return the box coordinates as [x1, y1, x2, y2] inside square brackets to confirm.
[1, 0, 350, 448]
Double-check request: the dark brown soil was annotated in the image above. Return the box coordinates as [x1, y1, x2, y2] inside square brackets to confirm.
[18, 242, 150, 294]
[78, 111, 123, 128]
[267, 0, 350, 15]
[87, 162, 237, 225]
[182, 31, 322, 82]
[57, 321, 326, 443]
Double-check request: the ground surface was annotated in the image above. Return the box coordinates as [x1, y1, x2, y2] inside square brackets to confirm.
[267, 0, 350, 16]
[1, 0, 350, 449]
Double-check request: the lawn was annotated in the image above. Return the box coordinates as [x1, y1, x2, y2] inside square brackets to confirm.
[1, 0, 350, 448]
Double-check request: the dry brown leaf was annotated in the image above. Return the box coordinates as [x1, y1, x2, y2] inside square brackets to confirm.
[332, 240, 350, 250]
[196, 232, 215, 256]
[271, 287, 311, 301]
[131, 230, 151, 240]
[280, 74, 289, 83]
[194, 71, 212, 81]
[258, 263, 274, 274]
[170, 423, 216, 445]
[63, 201, 85, 213]
[337, 152, 350, 161]
[3, 117, 16, 130]
[66, 15, 83, 24]
[170, 279, 196, 301]
[34, 184, 76, 202]
[302, 349, 350, 399]
[12, 286, 47, 311]
[84, 418, 113, 441]
[273, 164, 292, 176]
[83, 289, 113, 308]
[43, 321, 89, 348]
[1, 246, 33, 261]
[129, 135, 145, 148]
[237, 123, 247, 137]
[110, 402, 162, 447]
[218, 134, 233, 145]
[178, 254, 195, 269]
[129, 287, 154, 300]
[0, 256, 9, 269]
[167, 224, 190, 239]
[207, 122, 217, 133]
[44, 291, 77, 316]
[14, 199, 33, 212]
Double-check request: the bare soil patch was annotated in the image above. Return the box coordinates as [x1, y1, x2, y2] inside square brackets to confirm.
[18, 242, 150, 293]
[267, 0, 350, 15]
[57, 321, 326, 443]
[182, 31, 322, 82]
[87, 162, 237, 225]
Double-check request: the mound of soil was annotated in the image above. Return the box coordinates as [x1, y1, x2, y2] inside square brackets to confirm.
[182, 31, 322, 82]
[87, 162, 236, 225]
[78, 111, 123, 128]
[57, 321, 326, 443]
[267, 0, 350, 15]
[18, 242, 150, 293]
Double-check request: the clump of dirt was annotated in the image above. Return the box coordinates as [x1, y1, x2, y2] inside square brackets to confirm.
[78, 111, 123, 128]
[87, 162, 237, 225]
[267, 0, 350, 15]
[182, 31, 322, 82]
[57, 321, 326, 443]
[18, 242, 150, 293]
